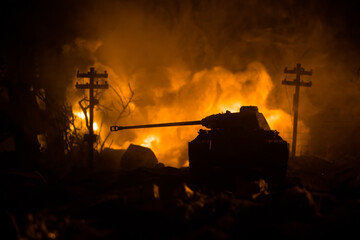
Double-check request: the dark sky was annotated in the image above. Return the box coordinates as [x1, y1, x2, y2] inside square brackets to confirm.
[1, 0, 359, 61]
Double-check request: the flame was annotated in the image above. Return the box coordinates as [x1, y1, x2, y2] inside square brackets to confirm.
[67, 62, 309, 166]
[72, 111, 99, 132]
[141, 135, 160, 148]
[74, 111, 86, 120]
[123, 62, 302, 166]
[93, 122, 99, 131]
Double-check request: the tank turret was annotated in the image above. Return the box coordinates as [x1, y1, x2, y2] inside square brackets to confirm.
[110, 106, 289, 189]
[199, 106, 270, 130]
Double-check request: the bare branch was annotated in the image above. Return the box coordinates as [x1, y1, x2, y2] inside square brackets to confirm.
[100, 82, 134, 151]
[110, 85, 125, 107]
[78, 97, 89, 130]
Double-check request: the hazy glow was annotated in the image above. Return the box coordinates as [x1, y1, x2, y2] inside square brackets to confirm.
[122, 63, 303, 166]
[68, 62, 309, 166]
[218, 102, 242, 113]
[74, 111, 86, 120]
[71, 110, 100, 133]
[141, 135, 160, 148]
[93, 122, 99, 131]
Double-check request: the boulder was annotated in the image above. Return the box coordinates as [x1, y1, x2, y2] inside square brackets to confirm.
[121, 144, 158, 171]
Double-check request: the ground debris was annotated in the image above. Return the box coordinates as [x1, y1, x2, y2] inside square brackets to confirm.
[2, 155, 360, 239]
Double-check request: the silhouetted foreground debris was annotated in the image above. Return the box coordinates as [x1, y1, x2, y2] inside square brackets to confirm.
[1, 155, 360, 239]
[121, 144, 158, 171]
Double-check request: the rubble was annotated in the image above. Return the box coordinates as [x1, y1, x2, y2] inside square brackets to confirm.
[1, 155, 360, 239]
[96, 148, 125, 172]
[120, 144, 158, 171]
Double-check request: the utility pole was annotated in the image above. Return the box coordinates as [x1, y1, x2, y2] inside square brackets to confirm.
[76, 67, 108, 170]
[282, 63, 312, 158]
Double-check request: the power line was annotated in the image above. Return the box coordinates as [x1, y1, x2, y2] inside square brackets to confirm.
[282, 63, 312, 158]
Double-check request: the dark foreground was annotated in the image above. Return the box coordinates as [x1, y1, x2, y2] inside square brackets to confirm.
[1, 155, 360, 239]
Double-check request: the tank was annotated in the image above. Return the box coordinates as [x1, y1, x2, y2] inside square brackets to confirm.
[111, 106, 289, 188]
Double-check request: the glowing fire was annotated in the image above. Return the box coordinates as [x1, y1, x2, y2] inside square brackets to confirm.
[93, 122, 99, 131]
[141, 135, 160, 148]
[74, 111, 86, 120]
[68, 62, 309, 167]
[119, 62, 304, 166]
[72, 111, 99, 132]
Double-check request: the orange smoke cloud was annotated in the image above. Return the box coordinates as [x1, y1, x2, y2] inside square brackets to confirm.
[66, 61, 308, 167]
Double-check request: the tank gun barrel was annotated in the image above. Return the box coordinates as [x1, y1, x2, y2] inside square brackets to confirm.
[110, 120, 202, 131]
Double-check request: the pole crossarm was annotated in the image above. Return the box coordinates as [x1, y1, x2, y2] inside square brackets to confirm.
[77, 70, 108, 79]
[281, 80, 312, 87]
[76, 68, 109, 90]
[284, 67, 312, 76]
[75, 82, 109, 89]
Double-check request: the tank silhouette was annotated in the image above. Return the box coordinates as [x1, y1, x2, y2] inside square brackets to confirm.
[111, 106, 289, 188]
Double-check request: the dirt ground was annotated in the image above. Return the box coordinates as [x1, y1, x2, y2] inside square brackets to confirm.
[1, 155, 360, 239]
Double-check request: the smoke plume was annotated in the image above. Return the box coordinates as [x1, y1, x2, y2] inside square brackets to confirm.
[3, 0, 360, 165]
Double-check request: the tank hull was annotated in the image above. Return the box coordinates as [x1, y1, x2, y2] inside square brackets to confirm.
[188, 128, 289, 189]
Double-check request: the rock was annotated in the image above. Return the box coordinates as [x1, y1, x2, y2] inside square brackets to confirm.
[97, 148, 126, 172]
[277, 185, 317, 221]
[121, 144, 158, 171]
